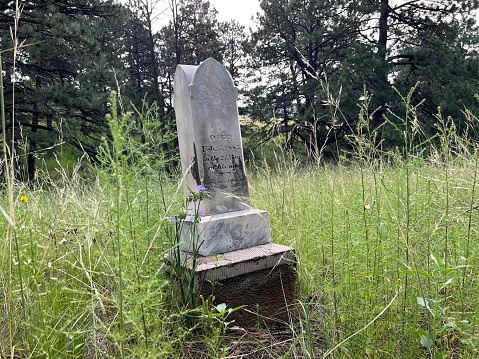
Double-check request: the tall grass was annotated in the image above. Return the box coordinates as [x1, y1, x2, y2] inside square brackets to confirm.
[0, 87, 184, 357]
[248, 97, 479, 357]
[1, 1, 24, 355]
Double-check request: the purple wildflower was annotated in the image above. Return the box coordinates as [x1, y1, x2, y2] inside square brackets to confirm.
[199, 209, 205, 216]
[167, 217, 175, 223]
[196, 185, 207, 191]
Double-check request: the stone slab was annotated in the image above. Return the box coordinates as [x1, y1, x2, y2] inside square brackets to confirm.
[172, 243, 294, 282]
[174, 58, 250, 216]
[181, 209, 272, 256]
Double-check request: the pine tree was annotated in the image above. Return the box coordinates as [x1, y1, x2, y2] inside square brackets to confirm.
[247, 0, 479, 156]
[246, 0, 362, 157]
[358, 0, 479, 132]
[0, 0, 125, 180]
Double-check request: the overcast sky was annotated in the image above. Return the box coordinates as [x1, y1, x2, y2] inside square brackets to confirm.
[210, 0, 262, 29]
[152, 0, 262, 31]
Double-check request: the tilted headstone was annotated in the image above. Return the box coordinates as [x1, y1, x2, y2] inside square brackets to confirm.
[174, 58, 272, 256]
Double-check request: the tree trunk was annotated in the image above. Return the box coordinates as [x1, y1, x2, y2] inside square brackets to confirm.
[27, 110, 39, 182]
[372, 0, 390, 130]
[145, 7, 165, 119]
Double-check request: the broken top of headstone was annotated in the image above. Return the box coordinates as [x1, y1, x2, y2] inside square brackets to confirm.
[174, 57, 249, 216]
[174, 58, 271, 256]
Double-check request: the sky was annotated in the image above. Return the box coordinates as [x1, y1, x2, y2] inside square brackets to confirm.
[152, 0, 262, 32]
[209, 0, 262, 29]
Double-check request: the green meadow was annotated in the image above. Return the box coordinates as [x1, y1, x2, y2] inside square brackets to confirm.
[2, 99, 479, 358]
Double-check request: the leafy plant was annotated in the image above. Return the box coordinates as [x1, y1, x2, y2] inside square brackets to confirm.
[166, 184, 207, 324]
[199, 299, 243, 359]
[409, 253, 469, 358]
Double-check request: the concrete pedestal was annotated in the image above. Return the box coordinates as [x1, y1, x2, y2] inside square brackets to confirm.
[174, 243, 297, 328]
[181, 209, 272, 256]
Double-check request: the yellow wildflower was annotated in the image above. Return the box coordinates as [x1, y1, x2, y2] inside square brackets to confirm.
[20, 195, 29, 203]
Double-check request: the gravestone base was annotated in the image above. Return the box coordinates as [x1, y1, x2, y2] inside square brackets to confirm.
[182, 209, 272, 256]
[181, 243, 298, 328]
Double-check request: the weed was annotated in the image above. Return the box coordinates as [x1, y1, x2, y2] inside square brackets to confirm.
[408, 253, 469, 358]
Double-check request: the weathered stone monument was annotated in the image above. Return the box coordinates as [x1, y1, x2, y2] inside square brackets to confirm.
[173, 58, 297, 327]
[174, 57, 271, 256]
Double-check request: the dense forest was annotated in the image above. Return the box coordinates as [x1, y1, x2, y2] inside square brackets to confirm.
[1, 0, 479, 179]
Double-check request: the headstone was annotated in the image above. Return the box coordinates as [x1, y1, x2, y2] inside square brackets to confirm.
[174, 58, 272, 256]
[172, 58, 298, 328]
